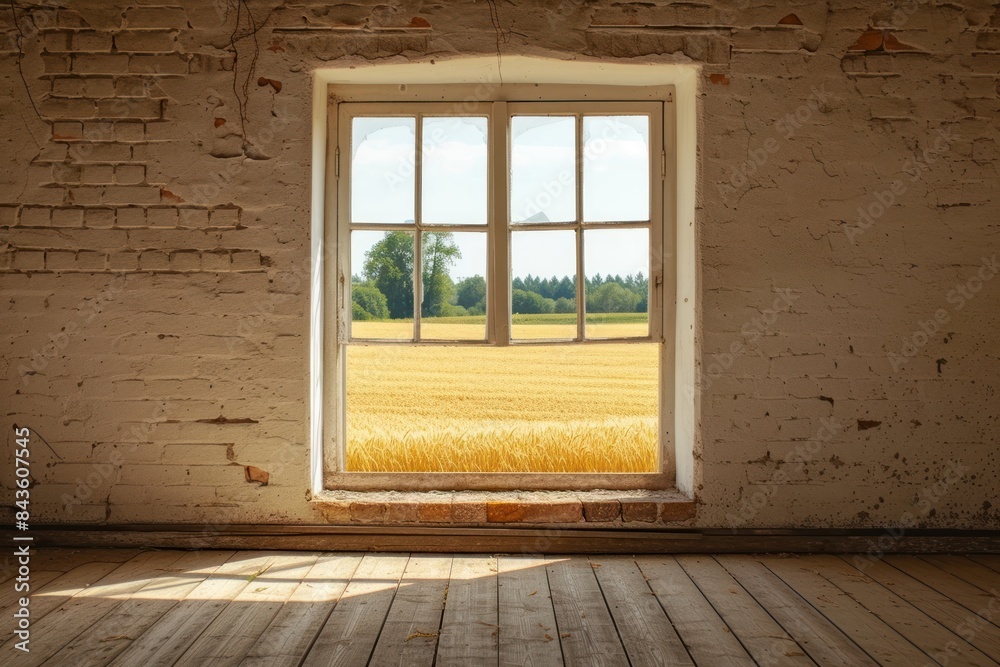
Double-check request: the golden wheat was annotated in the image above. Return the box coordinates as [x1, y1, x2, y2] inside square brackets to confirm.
[346, 320, 658, 473]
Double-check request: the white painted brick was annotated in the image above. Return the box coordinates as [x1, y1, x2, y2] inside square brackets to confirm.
[115, 207, 145, 227]
[72, 53, 130, 74]
[1, 0, 997, 533]
[51, 208, 85, 227]
[115, 122, 145, 142]
[19, 207, 51, 226]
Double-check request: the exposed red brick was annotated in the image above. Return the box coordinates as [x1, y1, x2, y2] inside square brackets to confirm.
[621, 500, 658, 523]
[351, 502, 387, 523]
[658, 501, 696, 522]
[452, 501, 487, 523]
[410, 16, 432, 29]
[849, 29, 883, 52]
[583, 500, 621, 522]
[385, 502, 419, 523]
[777, 14, 802, 26]
[709, 73, 730, 85]
[487, 502, 526, 522]
[243, 465, 269, 486]
[488, 502, 582, 523]
[257, 77, 282, 93]
[417, 502, 452, 523]
[320, 502, 351, 523]
[160, 188, 184, 203]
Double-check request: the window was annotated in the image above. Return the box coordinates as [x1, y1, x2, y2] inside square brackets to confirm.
[323, 83, 675, 491]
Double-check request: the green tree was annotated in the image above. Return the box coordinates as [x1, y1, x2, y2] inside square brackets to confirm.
[455, 275, 487, 310]
[587, 282, 640, 313]
[351, 282, 389, 321]
[363, 231, 414, 319]
[554, 297, 576, 314]
[362, 231, 462, 319]
[421, 232, 461, 317]
[512, 289, 556, 314]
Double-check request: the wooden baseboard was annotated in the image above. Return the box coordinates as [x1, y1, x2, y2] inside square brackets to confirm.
[6, 524, 999, 554]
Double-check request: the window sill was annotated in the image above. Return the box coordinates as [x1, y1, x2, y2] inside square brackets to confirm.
[310, 489, 696, 527]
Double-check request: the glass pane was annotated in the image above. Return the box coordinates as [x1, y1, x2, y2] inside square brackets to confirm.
[350, 230, 414, 340]
[510, 116, 576, 224]
[583, 115, 649, 222]
[345, 343, 658, 472]
[511, 230, 577, 340]
[420, 231, 487, 340]
[422, 117, 488, 225]
[351, 117, 415, 224]
[584, 228, 649, 339]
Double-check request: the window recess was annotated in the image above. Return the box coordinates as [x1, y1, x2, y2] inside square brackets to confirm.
[326, 87, 675, 490]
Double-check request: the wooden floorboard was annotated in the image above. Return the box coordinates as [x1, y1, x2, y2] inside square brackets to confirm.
[497, 555, 563, 667]
[590, 555, 693, 666]
[173, 551, 322, 666]
[885, 555, 1000, 620]
[921, 554, 1000, 594]
[677, 554, 814, 666]
[45, 549, 234, 667]
[17, 548, 1000, 666]
[107, 551, 276, 667]
[969, 554, 1000, 574]
[760, 555, 935, 665]
[636, 555, 755, 666]
[717, 555, 877, 667]
[838, 555, 1000, 662]
[437, 555, 499, 666]
[239, 552, 364, 667]
[546, 556, 630, 666]
[804, 555, 994, 667]
[3, 561, 122, 629]
[8, 550, 188, 666]
[368, 554, 451, 667]
[301, 553, 409, 667]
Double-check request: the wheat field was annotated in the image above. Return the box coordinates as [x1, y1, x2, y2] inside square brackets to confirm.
[346, 317, 658, 473]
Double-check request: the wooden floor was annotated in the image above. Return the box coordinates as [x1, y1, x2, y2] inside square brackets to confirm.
[4, 549, 1000, 666]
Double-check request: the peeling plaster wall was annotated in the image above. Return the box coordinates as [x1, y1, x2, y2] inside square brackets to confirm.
[0, 0, 997, 529]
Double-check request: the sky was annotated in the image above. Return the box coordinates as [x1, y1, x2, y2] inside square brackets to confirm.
[350, 114, 651, 282]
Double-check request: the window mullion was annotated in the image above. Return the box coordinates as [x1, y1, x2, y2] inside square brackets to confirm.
[575, 112, 585, 342]
[491, 101, 510, 346]
[413, 113, 423, 342]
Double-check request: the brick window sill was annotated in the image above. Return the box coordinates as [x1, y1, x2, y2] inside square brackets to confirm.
[311, 489, 696, 527]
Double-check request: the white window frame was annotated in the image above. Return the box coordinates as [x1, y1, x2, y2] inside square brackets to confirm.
[309, 58, 699, 497]
[338, 100, 664, 347]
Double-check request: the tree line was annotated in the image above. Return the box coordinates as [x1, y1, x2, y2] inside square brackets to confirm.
[352, 231, 648, 321]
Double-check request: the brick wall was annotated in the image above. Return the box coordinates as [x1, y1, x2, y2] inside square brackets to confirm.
[1, 0, 997, 529]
